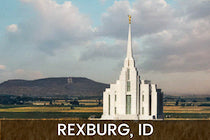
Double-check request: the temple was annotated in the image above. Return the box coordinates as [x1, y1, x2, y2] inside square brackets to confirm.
[101, 16, 164, 120]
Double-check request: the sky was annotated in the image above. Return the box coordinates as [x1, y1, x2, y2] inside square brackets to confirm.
[0, 0, 210, 95]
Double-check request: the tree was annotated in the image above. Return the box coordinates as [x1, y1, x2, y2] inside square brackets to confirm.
[70, 100, 79, 106]
[97, 98, 102, 106]
[175, 100, 179, 106]
[192, 99, 197, 102]
[181, 103, 185, 107]
[180, 99, 186, 102]
[206, 97, 210, 101]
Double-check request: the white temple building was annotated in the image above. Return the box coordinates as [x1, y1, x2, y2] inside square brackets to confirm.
[101, 16, 164, 120]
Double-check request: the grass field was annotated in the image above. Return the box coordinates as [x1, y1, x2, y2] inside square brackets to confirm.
[0, 105, 209, 119]
[0, 112, 102, 119]
[164, 106, 210, 113]
[0, 106, 103, 113]
[0, 96, 210, 120]
[0, 106, 209, 113]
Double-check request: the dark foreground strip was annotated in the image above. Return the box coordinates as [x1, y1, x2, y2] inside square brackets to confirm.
[0, 120, 209, 140]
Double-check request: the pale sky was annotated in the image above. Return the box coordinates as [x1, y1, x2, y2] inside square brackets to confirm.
[0, 0, 210, 95]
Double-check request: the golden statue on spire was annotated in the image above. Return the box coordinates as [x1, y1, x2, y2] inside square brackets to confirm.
[128, 15, 131, 24]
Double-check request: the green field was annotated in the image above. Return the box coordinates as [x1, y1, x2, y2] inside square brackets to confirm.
[0, 95, 209, 120]
[164, 113, 210, 119]
[0, 105, 209, 119]
[0, 112, 102, 119]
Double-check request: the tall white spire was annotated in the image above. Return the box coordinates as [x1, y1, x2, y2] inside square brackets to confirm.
[124, 15, 135, 67]
[126, 15, 133, 59]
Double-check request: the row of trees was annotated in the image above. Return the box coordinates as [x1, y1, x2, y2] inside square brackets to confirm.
[0, 95, 102, 106]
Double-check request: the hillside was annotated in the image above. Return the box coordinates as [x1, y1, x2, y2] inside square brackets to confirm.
[0, 77, 109, 96]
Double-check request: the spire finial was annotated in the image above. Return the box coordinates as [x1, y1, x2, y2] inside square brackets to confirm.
[124, 15, 134, 67]
[128, 15, 131, 24]
[126, 15, 133, 60]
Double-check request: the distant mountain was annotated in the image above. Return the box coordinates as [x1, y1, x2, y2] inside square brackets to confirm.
[0, 77, 109, 96]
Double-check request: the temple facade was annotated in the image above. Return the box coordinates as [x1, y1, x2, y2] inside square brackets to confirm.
[101, 16, 164, 120]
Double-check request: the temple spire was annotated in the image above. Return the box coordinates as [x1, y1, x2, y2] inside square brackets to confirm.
[126, 15, 133, 59]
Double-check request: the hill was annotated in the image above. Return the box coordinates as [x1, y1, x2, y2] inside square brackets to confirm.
[0, 77, 109, 96]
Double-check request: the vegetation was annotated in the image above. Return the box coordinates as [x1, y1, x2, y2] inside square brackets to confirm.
[164, 113, 210, 119]
[0, 112, 102, 119]
[198, 103, 210, 106]
[0, 94, 209, 119]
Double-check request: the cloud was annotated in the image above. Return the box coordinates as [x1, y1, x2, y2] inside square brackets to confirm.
[6, 24, 18, 32]
[138, 12, 210, 72]
[142, 71, 210, 95]
[79, 38, 141, 61]
[79, 40, 126, 61]
[97, 0, 174, 39]
[5, 0, 94, 54]
[0, 65, 6, 70]
[89, 0, 210, 74]
[14, 69, 43, 79]
[176, 0, 210, 20]
[0, 0, 96, 82]
[97, 1, 131, 39]
[0, 68, 44, 83]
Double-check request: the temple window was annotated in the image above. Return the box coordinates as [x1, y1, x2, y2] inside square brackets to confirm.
[126, 95, 131, 114]
[127, 81, 130, 91]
